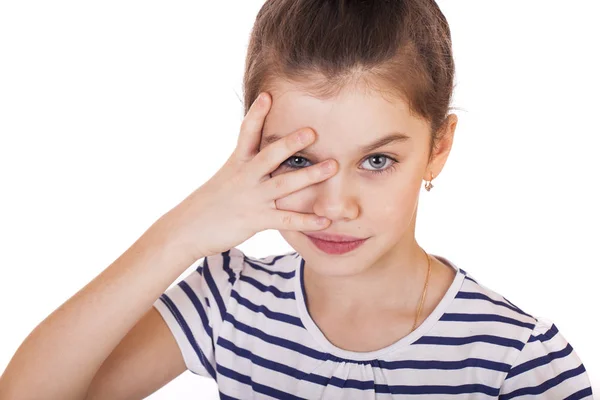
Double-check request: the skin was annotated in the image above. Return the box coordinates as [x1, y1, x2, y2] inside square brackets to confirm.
[259, 77, 459, 351]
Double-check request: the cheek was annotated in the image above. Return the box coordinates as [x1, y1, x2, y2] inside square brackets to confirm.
[376, 191, 410, 217]
[371, 182, 420, 223]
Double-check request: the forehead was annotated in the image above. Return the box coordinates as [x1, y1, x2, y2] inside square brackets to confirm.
[260, 79, 429, 149]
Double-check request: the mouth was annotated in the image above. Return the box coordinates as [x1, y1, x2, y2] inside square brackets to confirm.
[303, 233, 368, 255]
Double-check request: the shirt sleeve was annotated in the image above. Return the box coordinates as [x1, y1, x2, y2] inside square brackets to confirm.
[152, 247, 244, 380]
[499, 316, 594, 399]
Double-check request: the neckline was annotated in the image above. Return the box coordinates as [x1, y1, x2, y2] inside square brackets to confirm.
[293, 252, 466, 361]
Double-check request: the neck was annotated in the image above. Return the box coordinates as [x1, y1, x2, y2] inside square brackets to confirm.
[303, 238, 430, 316]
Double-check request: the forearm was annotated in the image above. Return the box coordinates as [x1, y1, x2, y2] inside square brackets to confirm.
[0, 221, 199, 400]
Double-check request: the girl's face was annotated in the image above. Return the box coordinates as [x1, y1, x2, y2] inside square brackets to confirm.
[259, 78, 454, 277]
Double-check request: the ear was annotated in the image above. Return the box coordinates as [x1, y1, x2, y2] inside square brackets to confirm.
[424, 113, 458, 180]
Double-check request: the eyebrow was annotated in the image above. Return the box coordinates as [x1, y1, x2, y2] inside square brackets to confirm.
[261, 132, 411, 155]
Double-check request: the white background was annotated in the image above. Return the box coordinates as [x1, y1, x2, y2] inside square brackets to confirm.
[1, 1, 598, 398]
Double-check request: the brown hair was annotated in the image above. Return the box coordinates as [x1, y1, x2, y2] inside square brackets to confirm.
[242, 0, 458, 161]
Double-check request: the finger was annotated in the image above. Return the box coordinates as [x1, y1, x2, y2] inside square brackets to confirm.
[235, 92, 271, 162]
[248, 128, 316, 180]
[261, 159, 337, 200]
[257, 209, 331, 232]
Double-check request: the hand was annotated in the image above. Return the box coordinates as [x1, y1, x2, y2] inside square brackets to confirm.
[153, 92, 337, 259]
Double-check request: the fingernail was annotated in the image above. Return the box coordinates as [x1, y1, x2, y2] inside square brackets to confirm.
[298, 130, 313, 143]
[316, 216, 329, 225]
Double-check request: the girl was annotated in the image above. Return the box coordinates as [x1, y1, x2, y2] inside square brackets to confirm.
[0, 0, 594, 399]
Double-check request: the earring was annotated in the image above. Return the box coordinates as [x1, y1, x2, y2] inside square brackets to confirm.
[424, 172, 434, 191]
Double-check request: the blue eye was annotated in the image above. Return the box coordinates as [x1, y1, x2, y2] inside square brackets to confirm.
[362, 154, 397, 174]
[282, 154, 399, 175]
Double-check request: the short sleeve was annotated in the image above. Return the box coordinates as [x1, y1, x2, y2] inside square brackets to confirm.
[499, 316, 594, 399]
[152, 248, 244, 380]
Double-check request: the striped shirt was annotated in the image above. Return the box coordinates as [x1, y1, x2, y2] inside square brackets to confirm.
[153, 247, 594, 399]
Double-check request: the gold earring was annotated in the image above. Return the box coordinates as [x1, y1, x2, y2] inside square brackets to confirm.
[424, 172, 434, 191]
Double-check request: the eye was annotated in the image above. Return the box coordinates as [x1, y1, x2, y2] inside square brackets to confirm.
[361, 154, 398, 175]
[284, 156, 311, 169]
[281, 154, 399, 175]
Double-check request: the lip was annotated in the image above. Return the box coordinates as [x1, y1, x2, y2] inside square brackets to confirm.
[303, 233, 368, 255]
[304, 232, 366, 242]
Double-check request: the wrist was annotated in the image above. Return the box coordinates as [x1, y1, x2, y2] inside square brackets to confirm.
[142, 216, 204, 266]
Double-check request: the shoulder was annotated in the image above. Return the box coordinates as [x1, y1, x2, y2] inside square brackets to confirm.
[456, 270, 538, 328]
[451, 274, 593, 398]
[433, 257, 538, 339]
[203, 247, 298, 290]
[432, 268, 539, 366]
[200, 247, 246, 288]
[498, 315, 593, 398]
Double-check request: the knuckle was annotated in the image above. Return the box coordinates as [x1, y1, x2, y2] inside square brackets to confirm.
[251, 147, 270, 169]
[281, 213, 293, 227]
[273, 175, 286, 190]
[267, 150, 283, 168]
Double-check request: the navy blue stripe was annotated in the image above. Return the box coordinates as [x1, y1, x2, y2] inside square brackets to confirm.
[239, 274, 295, 299]
[203, 257, 228, 321]
[414, 334, 525, 350]
[222, 250, 237, 286]
[300, 261, 309, 310]
[375, 383, 499, 396]
[564, 387, 594, 400]
[223, 312, 331, 360]
[178, 280, 214, 352]
[529, 323, 559, 342]
[158, 294, 216, 380]
[440, 313, 535, 329]
[465, 275, 478, 284]
[455, 291, 533, 318]
[243, 255, 296, 279]
[506, 343, 574, 379]
[247, 253, 290, 267]
[378, 358, 511, 373]
[230, 289, 304, 327]
[499, 364, 588, 399]
[218, 336, 315, 380]
[217, 364, 306, 400]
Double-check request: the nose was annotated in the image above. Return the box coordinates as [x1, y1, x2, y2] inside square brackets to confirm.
[311, 173, 360, 222]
